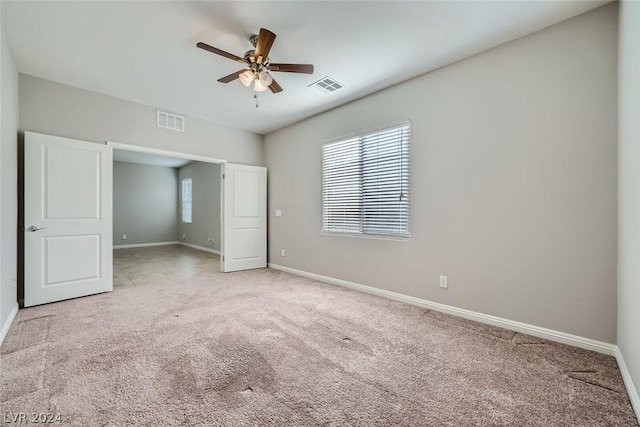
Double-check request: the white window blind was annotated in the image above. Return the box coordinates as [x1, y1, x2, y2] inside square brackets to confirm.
[181, 178, 192, 223]
[322, 121, 410, 239]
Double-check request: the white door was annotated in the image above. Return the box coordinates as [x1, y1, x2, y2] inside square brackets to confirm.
[24, 132, 113, 307]
[222, 163, 267, 272]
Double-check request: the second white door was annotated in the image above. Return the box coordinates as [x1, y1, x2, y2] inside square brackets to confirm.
[222, 163, 267, 272]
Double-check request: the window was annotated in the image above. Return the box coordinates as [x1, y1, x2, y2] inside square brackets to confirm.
[181, 178, 192, 223]
[322, 121, 410, 239]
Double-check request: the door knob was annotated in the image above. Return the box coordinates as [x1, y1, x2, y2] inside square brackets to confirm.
[25, 225, 47, 232]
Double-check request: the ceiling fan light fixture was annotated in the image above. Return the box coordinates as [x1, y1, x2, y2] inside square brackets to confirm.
[254, 79, 268, 92]
[239, 70, 254, 87]
[259, 70, 273, 86]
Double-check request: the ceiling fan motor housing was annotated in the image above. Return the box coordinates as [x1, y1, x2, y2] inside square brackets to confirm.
[244, 50, 271, 67]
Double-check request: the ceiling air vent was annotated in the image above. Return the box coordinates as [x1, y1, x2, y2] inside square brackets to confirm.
[157, 110, 185, 132]
[309, 76, 344, 94]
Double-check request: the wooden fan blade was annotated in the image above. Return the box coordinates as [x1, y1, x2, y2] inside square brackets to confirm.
[197, 42, 247, 64]
[254, 28, 276, 61]
[269, 78, 283, 93]
[267, 63, 314, 74]
[217, 70, 245, 83]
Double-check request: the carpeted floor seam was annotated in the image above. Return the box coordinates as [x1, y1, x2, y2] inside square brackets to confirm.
[565, 375, 620, 394]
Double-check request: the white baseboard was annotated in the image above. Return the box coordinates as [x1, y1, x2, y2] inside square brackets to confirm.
[0, 303, 19, 347]
[268, 263, 616, 356]
[113, 241, 179, 249]
[179, 242, 220, 255]
[615, 346, 640, 422]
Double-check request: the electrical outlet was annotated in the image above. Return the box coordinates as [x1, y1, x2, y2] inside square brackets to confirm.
[439, 276, 448, 289]
[11, 278, 16, 290]
[281, 249, 285, 257]
[275, 209, 282, 217]
[122, 233, 127, 240]
[182, 233, 186, 240]
[206, 237, 214, 245]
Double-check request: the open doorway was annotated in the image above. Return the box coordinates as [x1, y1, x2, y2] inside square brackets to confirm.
[112, 148, 223, 255]
[111, 146, 223, 288]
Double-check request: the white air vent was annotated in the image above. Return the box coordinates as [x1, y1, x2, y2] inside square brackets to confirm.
[309, 76, 344, 94]
[157, 110, 185, 132]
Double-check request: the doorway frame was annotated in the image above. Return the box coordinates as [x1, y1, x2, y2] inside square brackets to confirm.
[107, 141, 226, 270]
[107, 142, 227, 165]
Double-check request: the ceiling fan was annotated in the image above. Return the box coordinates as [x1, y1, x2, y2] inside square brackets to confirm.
[197, 28, 314, 97]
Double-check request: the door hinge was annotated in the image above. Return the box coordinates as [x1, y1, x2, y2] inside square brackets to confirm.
[222, 256, 225, 261]
[223, 174, 225, 179]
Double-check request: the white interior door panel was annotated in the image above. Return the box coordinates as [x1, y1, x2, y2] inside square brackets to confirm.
[222, 163, 267, 272]
[24, 132, 113, 307]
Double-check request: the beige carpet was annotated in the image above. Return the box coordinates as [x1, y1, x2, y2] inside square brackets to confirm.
[1, 246, 638, 426]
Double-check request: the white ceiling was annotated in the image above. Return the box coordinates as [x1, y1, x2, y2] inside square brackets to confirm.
[3, 1, 607, 135]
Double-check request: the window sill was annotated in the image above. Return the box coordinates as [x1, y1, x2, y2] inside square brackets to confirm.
[321, 231, 411, 243]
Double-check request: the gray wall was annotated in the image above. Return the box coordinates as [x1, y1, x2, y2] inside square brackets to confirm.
[618, 0, 640, 411]
[265, 4, 618, 343]
[178, 162, 221, 252]
[113, 161, 178, 246]
[0, 7, 19, 338]
[18, 74, 264, 165]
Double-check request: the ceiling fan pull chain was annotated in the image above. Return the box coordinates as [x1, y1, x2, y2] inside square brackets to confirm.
[254, 90, 259, 108]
